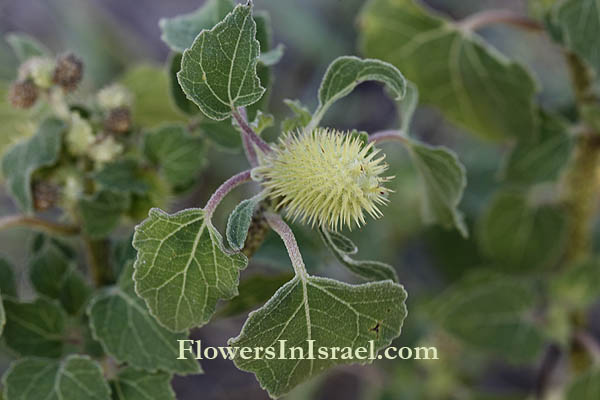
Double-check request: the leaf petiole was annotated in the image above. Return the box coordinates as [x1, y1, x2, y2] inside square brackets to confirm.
[232, 107, 272, 157]
[264, 212, 308, 280]
[204, 169, 253, 219]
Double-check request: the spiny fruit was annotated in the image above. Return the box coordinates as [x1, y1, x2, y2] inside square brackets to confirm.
[254, 128, 392, 231]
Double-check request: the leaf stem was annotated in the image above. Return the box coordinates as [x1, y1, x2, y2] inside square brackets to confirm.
[237, 108, 259, 167]
[265, 212, 308, 280]
[368, 129, 409, 144]
[204, 169, 253, 218]
[0, 215, 80, 235]
[232, 107, 272, 155]
[458, 10, 544, 32]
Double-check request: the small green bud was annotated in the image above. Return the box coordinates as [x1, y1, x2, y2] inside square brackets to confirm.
[97, 84, 132, 110]
[8, 79, 38, 109]
[66, 112, 95, 156]
[19, 57, 56, 89]
[63, 174, 84, 206]
[88, 135, 124, 165]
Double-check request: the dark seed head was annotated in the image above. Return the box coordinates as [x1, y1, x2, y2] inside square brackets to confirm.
[104, 107, 132, 134]
[33, 181, 59, 211]
[53, 53, 84, 91]
[8, 79, 39, 109]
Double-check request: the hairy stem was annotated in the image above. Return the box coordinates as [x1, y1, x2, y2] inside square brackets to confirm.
[265, 212, 308, 280]
[458, 9, 544, 32]
[204, 169, 253, 218]
[237, 107, 259, 167]
[232, 107, 272, 155]
[0, 215, 80, 235]
[369, 130, 409, 144]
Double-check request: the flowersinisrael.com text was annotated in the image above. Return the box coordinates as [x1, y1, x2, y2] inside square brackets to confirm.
[178, 340, 439, 361]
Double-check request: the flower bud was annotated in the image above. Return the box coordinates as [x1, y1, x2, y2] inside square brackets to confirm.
[66, 113, 95, 156]
[88, 135, 124, 165]
[53, 53, 84, 91]
[8, 79, 39, 109]
[97, 84, 132, 110]
[19, 57, 56, 89]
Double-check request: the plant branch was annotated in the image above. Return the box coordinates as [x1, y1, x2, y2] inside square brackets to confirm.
[204, 169, 253, 218]
[458, 9, 544, 32]
[265, 212, 308, 280]
[232, 107, 272, 155]
[369, 130, 409, 144]
[0, 215, 80, 236]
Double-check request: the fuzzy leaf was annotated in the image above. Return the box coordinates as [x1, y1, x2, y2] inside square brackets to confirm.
[29, 243, 91, 315]
[93, 159, 149, 194]
[88, 263, 201, 375]
[407, 140, 468, 237]
[178, 3, 265, 120]
[78, 190, 130, 238]
[282, 99, 312, 132]
[309, 56, 406, 130]
[360, 0, 537, 140]
[3, 297, 66, 357]
[159, 0, 234, 53]
[319, 228, 398, 282]
[5, 32, 51, 61]
[110, 367, 176, 400]
[432, 272, 545, 362]
[250, 111, 275, 134]
[229, 276, 407, 398]
[503, 112, 572, 185]
[556, 0, 600, 76]
[226, 195, 261, 251]
[398, 82, 419, 133]
[143, 124, 206, 190]
[479, 190, 567, 273]
[0, 256, 17, 297]
[1, 118, 66, 212]
[566, 369, 600, 400]
[2, 355, 110, 400]
[133, 208, 247, 332]
[259, 43, 285, 66]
